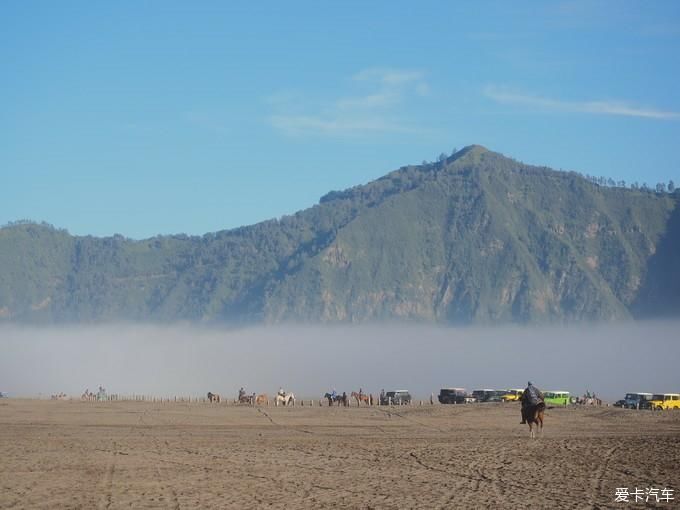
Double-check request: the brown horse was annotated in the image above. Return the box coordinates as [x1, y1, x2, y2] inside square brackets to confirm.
[255, 394, 269, 406]
[524, 402, 545, 439]
[207, 392, 221, 403]
[351, 391, 370, 406]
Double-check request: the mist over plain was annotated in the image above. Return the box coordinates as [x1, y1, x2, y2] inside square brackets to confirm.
[1, 322, 678, 401]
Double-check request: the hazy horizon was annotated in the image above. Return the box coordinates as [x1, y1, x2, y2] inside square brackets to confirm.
[1, 321, 678, 401]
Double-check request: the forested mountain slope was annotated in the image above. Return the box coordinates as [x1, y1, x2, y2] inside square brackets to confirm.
[1, 146, 678, 324]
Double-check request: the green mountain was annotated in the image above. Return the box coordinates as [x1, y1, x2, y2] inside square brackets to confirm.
[2, 145, 678, 324]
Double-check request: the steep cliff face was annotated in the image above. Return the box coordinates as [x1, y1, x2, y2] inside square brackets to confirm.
[1, 146, 678, 324]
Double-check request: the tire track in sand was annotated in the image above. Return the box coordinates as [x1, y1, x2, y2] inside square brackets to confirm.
[373, 407, 447, 433]
[139, 411, 181, 510]
[96, 449, 116, 510]
[588, 444, 618, 508]
[256, 407, 315, 435]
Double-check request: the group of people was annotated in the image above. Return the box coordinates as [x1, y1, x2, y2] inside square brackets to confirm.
[236, 386, 292, 401]
[328, 388, 361, 398]
[576, 390, 601, 406]
[82, 386, 107, 401]
[238, 387, 257, 403]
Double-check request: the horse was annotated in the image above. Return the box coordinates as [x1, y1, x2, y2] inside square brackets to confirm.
[351, 391, 370, 406]
[207, 392, 221, 403]
[275, 393, 295, 406]
[324, 393, 345, 406]
[524, 402, 545, 439]
[238, 394, 255, 405]
[255, 394, 269, 406]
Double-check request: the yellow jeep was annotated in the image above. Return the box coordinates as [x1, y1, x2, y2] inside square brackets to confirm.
[649, 393, 680, 410]
[501, 389, 524, 402]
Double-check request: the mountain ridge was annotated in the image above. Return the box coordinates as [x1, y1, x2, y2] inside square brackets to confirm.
[2, 146, 678, 324]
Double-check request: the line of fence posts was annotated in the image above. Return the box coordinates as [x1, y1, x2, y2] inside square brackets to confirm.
[74, 394, 282, 405]
[72, 391, 440, 406]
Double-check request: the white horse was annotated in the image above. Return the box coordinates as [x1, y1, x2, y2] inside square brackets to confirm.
[275, 393, 295, 406]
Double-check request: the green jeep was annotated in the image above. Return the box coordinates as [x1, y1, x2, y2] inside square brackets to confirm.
[544, 391, 570, 406]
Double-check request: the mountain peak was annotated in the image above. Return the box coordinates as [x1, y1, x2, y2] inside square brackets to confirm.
[2, 147, 678, 325]
[452, 145, 492, 163]
[457, 144, 490, 155]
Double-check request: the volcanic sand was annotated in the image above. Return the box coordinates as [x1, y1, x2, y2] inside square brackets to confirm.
[1, 399, 679, 509]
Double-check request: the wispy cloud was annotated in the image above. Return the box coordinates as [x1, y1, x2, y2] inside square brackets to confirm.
[269, 115, 417, 137]
[485, 85, 680, 120]
[268, 68, 429, 137]
[335, 91, 400, 110]
[352, 68, 426, 88]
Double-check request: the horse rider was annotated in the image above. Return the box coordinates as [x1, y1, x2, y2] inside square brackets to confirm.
[520, 381, 544, 424]
[238, 387, 245, 401]
[278, 387, 285, 398]
[330, 388, 337, 399]
[359, 387, 364, 399]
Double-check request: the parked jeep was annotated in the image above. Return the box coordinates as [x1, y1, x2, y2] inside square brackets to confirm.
[622, 392, 653, 409]
[471, 389, 497, 403]
[381, 390, 411, 405]
[501, 389, 524, 402]
[649, 393, 680, 410]
[485, 390, 507, 402]
[438, 388, 468, 404]
[544, 391, 570, 406]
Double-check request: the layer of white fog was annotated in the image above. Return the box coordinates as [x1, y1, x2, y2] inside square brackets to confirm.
[1, 322, 678, 401]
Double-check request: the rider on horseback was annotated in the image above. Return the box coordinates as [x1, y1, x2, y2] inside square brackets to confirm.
[520, 381, 544, 424]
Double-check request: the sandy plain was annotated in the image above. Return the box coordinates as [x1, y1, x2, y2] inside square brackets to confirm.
[0, 399, 679, 509]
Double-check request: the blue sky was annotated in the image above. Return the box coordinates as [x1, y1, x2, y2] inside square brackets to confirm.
[2, 1, 679, 239]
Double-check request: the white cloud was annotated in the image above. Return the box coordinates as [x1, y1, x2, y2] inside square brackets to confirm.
[335, 91, 400, 110]
[268, 68, 428, 137]
[268, 115, 415, 137]
[352, 68, 425, 87]
[485, 85, 680, 120]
